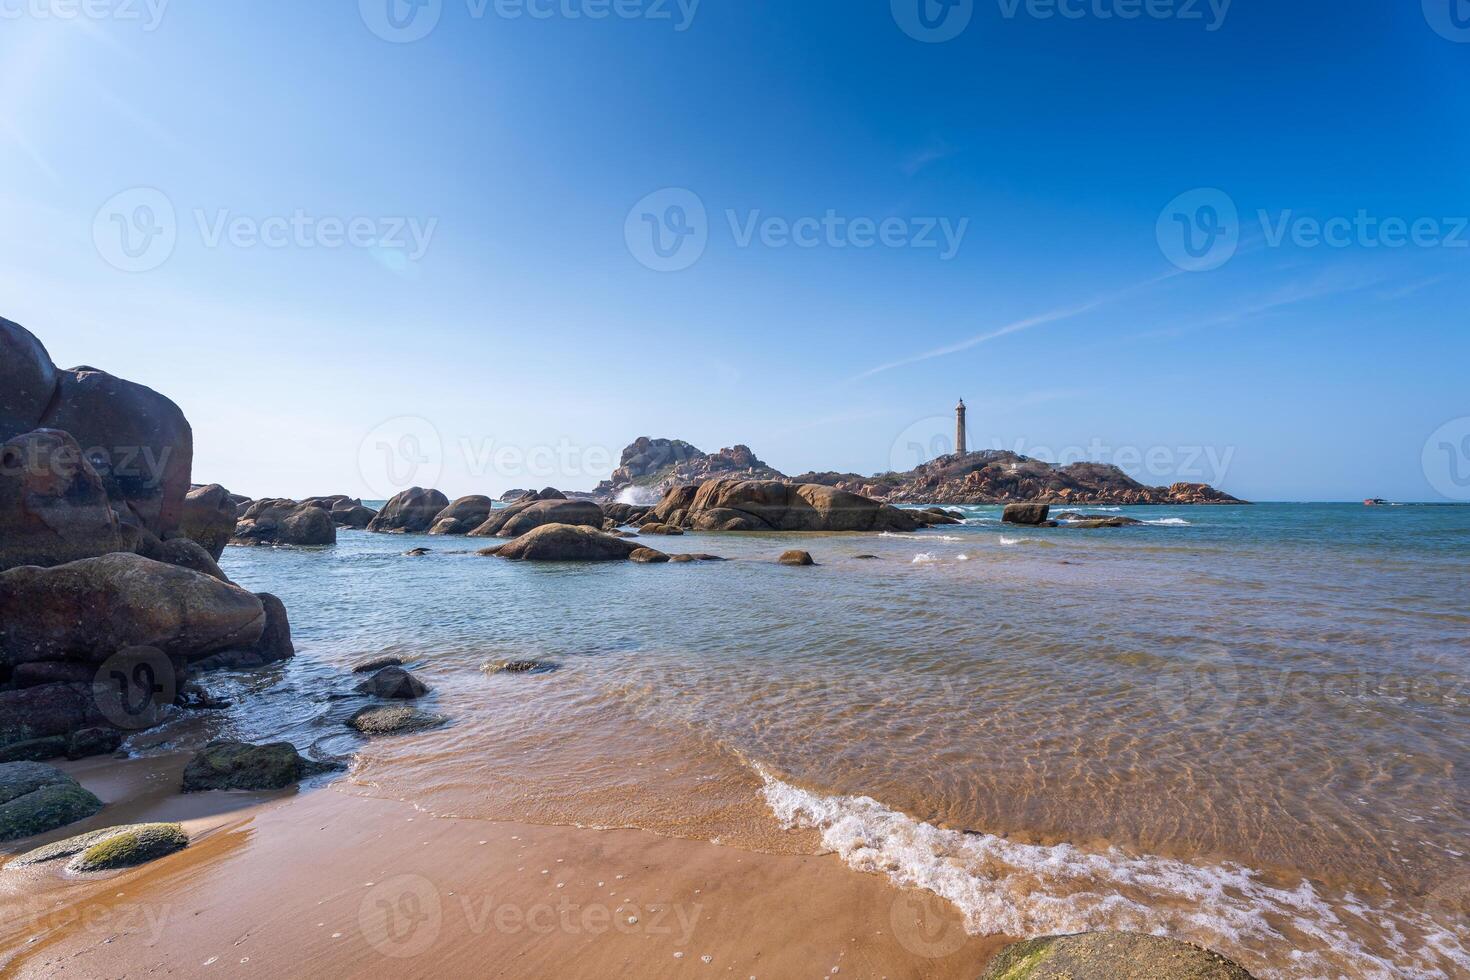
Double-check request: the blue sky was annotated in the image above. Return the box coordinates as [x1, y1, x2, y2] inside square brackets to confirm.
[1, 1, 1466, 501]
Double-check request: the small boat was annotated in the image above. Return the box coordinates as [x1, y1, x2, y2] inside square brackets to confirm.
[1364, 498, 1388, 506]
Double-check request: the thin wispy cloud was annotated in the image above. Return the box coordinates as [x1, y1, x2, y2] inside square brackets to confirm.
[845, 268, 1186, 384]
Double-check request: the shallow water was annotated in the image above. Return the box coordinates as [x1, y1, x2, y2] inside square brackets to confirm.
[153, 503, 1469, 978]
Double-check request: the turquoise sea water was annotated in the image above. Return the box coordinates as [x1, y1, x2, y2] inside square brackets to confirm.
[146, 503, 1469, 978]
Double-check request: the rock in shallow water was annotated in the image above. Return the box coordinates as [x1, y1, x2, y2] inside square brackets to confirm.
[354, 666, 429, 699]
[480, 523, 657, 562]
[482, 659, 559, 675]
[25, 823, 190, 873]
[367, 487, 449, 533]
[181, 740, 331, 792]
[1002, 502, 1051, 526]
[778, 550, 815, 566]
[347, 705, 448, 735]
[352, 655, 404, 674]
[979, 931, 1255, 980]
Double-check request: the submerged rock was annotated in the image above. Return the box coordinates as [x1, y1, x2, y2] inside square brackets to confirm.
[181, 740, 330, 792]
[668, 553, 726, 563]
[778, 550, 815, 566]
[347, 704, 448, 735]
[629, 547, 669, 563]
[352, 655, 404, 674]
[1002, 502, 1051, 526]
[980, 931, 1255, 979]
[0, 762, 103, 841]
[638, 523, 684, 535]
[482, 659, 559, 675]
[354, 666, 429, 700]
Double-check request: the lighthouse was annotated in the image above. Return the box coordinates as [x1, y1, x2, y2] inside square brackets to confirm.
[955, 398, 967, 456]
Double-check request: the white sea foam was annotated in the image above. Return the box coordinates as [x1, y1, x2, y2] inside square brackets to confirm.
[911, 553, 938, 564]
[756, 766, 1469, 980]
[1142, 517, 1192, 526]
[998, 535, 1025, 546]
[881, 532, 967, 542]
[615, 486, 661, 506]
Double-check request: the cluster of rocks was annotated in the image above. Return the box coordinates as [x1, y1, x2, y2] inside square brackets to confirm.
[1001, 503, 1146, 529]
[646, 479, 960, 533]
[592, 437, 787, 499]
[799, 450, 1245, 506]
[0, 317, 299, 790]
[346, 656, 446, 735]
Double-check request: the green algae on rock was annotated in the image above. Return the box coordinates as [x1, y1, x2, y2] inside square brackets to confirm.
[980, 931, 1256, 980]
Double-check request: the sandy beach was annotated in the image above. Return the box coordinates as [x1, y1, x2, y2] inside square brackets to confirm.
[0, 752, 1006, 978]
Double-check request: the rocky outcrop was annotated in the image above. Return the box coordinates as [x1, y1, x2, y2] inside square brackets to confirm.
[0, 761, 104, 841]
[979, 931, 1255, 979]
[232, 499, 336, 546]
[602, 502, 651, 527]
[467, 497, 604, 538]
[799, 451, 1245, 506]
[479, 523, 658, 562]
[0, 553, 266, 669]
[2, 319, 193, 541]
[595, 437, 787, 498]
[367, 487, 449, 533]
[181, 740, 329, 792]
[649, 480, 950, 533]
[298, 495, 377, 528]
[0, 429, 128, 572]
[180, 484, 238, 560]
[427, 495, 495, 535]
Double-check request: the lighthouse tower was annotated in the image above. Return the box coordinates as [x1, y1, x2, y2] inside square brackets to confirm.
[955, 398, 967, 456]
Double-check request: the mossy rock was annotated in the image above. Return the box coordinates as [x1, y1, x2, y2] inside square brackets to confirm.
[69, 823, 188, 872]
[0, 737, 69, 764]
[0, 780, 104, 842]
[482, 659, 559, 676]
[181, 740, 326, 792]
[10, 822, 187, 870]
[981, 932, 1255, 980]
[347, 705, 448, 735]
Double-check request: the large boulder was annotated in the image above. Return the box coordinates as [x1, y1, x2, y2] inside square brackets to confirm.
[367, 487, 448, 533]
[650, 480, 938, 533]
[0, 552, 266, 670]
[467, 498, 604, 538]
[428, 495, 495, 535]
[479, 523, 655, 562]
[0, 761, 104, 842]
[0, 684, 112, 749]
[354, 666, 429, 699]
[333, 504, 377, 528]
[181, 740, 328, 792]
[0, 429, 127, 572]
[180, 484, 238, 560]
[979, 931, 1254, 979]
[1002, 502, 1051, 526]
[0, 318, 193, 540]
[232, 499, 336, 546]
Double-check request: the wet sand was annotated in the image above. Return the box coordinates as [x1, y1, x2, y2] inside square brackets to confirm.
[0, 754, 1005, 978]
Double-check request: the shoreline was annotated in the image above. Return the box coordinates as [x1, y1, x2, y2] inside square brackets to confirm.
[0, 755, 1005, 978]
